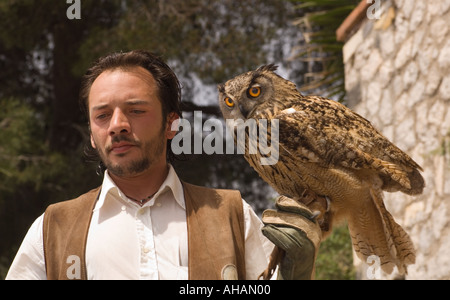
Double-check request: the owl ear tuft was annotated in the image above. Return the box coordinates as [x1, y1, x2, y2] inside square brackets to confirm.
[257, 64, 278, 73]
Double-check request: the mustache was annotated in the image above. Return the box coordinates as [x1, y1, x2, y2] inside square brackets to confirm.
[106, 135, 141, 152]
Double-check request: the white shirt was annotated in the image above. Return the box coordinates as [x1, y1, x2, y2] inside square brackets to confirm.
[6, 165, 274, 280]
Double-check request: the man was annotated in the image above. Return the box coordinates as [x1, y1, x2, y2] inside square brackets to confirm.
[6, 50, 323, 280]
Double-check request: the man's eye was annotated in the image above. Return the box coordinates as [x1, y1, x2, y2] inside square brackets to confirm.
[131, 110, 145, 114]
[96, 113, 108, 120]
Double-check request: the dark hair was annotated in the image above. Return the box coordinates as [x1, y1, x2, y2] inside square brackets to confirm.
[79, 50, 182, 173]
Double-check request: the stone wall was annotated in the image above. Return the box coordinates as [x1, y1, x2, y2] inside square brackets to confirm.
[342, 0, 450, 279]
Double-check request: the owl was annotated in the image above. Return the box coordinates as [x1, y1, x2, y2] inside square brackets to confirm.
[218, 64, 425, 277]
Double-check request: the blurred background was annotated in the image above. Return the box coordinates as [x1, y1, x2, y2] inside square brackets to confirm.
[6, 0, 445, 280]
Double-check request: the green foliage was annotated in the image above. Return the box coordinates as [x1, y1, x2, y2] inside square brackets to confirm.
[0, 98, 61, 192]
[0, 98, 102, 279]
[0, 97, 103, 198]
[75, 0, 290, 84]
[315, 225, 355, 280]
[0, 98, 60, 279]
[291, 0, 358, 102]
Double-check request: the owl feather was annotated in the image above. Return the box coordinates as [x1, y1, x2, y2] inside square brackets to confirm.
[218, 64, 424, 276]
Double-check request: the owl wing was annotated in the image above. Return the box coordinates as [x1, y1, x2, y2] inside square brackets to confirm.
[268, 96, 423, 194]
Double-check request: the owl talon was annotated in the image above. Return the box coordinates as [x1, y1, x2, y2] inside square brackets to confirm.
[325, 196, 331, 212]
[311, 210, 321, 219]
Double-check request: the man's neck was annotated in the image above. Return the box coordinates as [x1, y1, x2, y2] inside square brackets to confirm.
[108, 162, 170, 202]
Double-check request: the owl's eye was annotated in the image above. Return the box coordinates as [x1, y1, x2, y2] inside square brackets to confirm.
[224, 97, 235, 107]
[248, 86, 261, 98]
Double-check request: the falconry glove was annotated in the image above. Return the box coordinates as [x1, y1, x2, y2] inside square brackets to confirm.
[261, 195, 322, 280]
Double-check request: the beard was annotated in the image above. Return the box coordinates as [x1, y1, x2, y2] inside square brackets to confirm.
[94, 129, 166, 178]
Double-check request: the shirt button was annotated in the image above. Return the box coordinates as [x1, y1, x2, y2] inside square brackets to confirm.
[121, 205, 126, 211]
[156, 202, 161, 207]
[143, 247, 150, 253]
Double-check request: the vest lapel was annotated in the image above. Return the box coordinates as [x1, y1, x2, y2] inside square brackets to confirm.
[183, 182, 246, 280]
[184, 182, 221, 279]
[43, 187, 100, 280]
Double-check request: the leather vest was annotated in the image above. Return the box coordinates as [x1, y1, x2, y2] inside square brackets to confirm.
[42, 182, 246, 280]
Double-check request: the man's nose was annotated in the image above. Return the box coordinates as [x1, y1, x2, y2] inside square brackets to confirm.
[108, 108, 131, 135]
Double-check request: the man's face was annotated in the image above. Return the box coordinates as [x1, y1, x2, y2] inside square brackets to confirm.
[88, 67, 177, 177]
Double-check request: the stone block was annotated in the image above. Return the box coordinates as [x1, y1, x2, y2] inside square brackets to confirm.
[437, 40, 450, 71]
[395, 36, 413, 69]
[439, 75, 450, 101]
[409, 0, 425, 31]
[403, 61, 419, 90]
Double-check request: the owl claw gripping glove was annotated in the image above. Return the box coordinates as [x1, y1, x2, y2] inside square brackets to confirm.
[260, 196, 322, 280]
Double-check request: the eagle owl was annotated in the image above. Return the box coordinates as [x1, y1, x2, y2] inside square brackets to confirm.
[218, 64, 425, 275]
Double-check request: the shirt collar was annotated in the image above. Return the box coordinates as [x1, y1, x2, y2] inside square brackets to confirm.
[96, 164, 185, 211]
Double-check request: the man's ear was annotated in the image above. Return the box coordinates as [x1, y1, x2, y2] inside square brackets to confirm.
[165, 112, 180, 140]
[90, 132, 97, 149]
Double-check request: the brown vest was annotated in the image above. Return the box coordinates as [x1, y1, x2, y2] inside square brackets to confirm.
[42, 182, 246, 280]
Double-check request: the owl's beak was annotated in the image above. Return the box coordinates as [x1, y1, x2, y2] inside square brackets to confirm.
[239, 103, 251, 119]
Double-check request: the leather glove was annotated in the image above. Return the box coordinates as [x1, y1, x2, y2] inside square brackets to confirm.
[261, 195, 322, 280]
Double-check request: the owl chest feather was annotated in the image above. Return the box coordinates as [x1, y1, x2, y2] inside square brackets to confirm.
[245, 148, 375, 214]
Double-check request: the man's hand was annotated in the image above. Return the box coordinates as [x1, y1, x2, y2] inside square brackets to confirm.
[260, 195, 322, 280]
